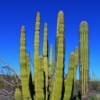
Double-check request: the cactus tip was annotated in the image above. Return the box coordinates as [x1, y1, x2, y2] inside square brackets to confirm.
[80, 21, 88, 32]
[21, 25, 25, 32]
[58, 10, 64, 17]
[37, 11, 40, 16]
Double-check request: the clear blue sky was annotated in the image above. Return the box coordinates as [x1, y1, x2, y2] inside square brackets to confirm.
[0, 0, 100, 80]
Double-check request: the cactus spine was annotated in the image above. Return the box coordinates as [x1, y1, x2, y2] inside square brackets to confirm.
[43, 23, 48, 100]
[79, 21, 89, 97]
[64, 52, 75, 100]
[50, 11, 64, 100]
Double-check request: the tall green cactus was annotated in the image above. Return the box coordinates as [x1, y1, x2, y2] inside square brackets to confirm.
[79, 21, 89, 97]
[38, 56, 45, 100]
[49, 45, 54, 79]
[74, 48, 79, 83]
[26, 54, 30, 82]
[48, 46, 54, 98]
[15, 88, 22, 100]
[34, 12, 44, 100]
[26, 54, 31, 100]
[50, 11, 64, 100]
[64, 52, 75, 100]
[20, 26, 31, 100]
[43, 23, 48, 100]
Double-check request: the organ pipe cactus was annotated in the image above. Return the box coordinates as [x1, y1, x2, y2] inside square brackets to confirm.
[64, 52, 75, 100]
[43, 23, 48, 100]
[26, 54, 30, 83]
[20, 26, 31, 100]
[38, 56, 44, 100]
[26, 54, 31, 99]
[15, 88, 22, 100]
[34, 12, 44, 100]
[48, 46, 54, 98]
[74, 48, 79, 83]
[49, 45, 54, 79]
[19, 11, 90, 100]
[79, 21, 89, 97]
[50, 11, 65, 100]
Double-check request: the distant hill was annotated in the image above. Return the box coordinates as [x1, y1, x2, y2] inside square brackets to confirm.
[0, 74, 16, 89]
[75, 80, 100, 93]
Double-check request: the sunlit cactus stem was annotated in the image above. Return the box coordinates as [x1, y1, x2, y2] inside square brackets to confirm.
[50, 11, 65, 100]
[38, 56, 45, 100]
[74, 48, 79, 83]
[48, 45, 54, 98]
[34, 12, 44, 100]
[43, 23, 48, 100]
[79, 21, 89, 98]
[20, 26, 31, 100]
[34, 12, 40, 100]
[15, 88, 22, 100]
[26, 54, 31, 99]
[26, 54, 30, 82]
[49, 45, 54, 78]
[64, 52, 75, 100]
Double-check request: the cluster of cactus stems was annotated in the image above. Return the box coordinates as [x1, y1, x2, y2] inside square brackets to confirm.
[19, 11, 89, 100]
